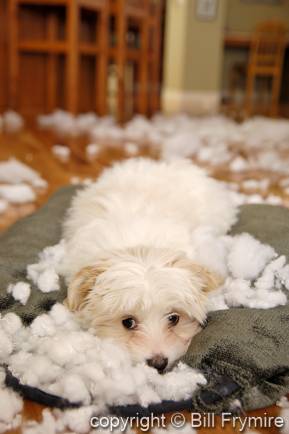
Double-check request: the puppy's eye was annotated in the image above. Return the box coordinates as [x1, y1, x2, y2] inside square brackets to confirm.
[167, 313, 180, 326]
[122, 317, 137, 330]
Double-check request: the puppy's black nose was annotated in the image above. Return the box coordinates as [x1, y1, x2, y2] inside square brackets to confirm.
[146, 355, 168, 373]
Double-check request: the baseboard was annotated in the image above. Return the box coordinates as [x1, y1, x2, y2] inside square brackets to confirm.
[161, 89, 220, 115]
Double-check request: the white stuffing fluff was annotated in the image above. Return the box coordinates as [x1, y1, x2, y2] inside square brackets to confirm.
[0, 199, 8, 214]
[281, 408, 289, 434]
[230, 157, 249, 172]
[30, 314, 56, 337]
[197, 229, 289, 311]
[0, 184, 36, 204]
[161, 132, 202, 160]
[0, 312, 22, 335]
[223, 278, 287, 309]
[7, 282, 31, 305]
[242, 179, 269, 192]
[0, 158, 47, 188]
[0, 386, 23, 433]
[0, 158, 47, 209]
[188, 226, 289, 312]
[0, 329, 13, 359]
[70, 175, 81, 185]
[277, 396, 289, 408]
[124, 142, 139, 156]
[36, 111, 289, 183]
[230, 190, 285, 207]
[37, 268, 60, 293]
[2, 110, 24, 133]
[227, 233, 276, 280]
[38, 110, 119, 140]
[0, 304, 206, 412]
[75, 113, 98, 134]
[52, 145, 71, 162]
[0, 240, 207, 423]
[38, 110, 78, 137]
[86, 143, 100, 158]
[27, 241, 65, 293]
[91, 123, 124, 143]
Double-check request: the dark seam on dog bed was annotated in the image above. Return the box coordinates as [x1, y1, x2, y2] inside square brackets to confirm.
[4, 365, 80, 410]
[3, 365, 241, 415]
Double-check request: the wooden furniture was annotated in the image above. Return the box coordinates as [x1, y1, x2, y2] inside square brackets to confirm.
[245, 21, 287, 117]
[228, 61, 247, 111]
[225, 32, 289, 50]
[5, 0, 163, 120]
[147, 0, 163, 116]
[108, 0, 163, 122]
[7, 0, 109, 116]
[0, 0, 9, 112]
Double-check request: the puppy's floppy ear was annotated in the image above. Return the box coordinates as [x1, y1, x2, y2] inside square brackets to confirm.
[189, 263, 223, 293]
[171, 255, 223, 293]
[66, 266, 100, 311]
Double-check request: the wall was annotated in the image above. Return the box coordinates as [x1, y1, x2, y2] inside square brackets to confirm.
[226, 0, 289, 34]
[162, 0, 190, 112]
[184, 0, 227, 97]
[162, 0, 227, 115]
[162, 0, 289, 114]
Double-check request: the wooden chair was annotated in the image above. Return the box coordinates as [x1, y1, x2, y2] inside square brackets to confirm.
[245, 20, 287, 117]
[7, 0, 109, 115]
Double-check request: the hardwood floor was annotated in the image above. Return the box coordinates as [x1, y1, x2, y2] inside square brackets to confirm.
[0, 128, 288, 433]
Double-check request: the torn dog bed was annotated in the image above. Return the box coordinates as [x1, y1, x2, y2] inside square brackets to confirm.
[1, 186, 289, 421]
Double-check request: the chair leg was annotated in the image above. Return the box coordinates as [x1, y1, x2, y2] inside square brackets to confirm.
[66, 0, 78, 114]
[47, 12, 58, 112]
[150, 25, 161, 114]
[96, 7, 108, 116]
[8, 0, 18, 109]
[116, 6, 126, 124]
[245, 72, 255, 117]
[271, 73, 281, 117]
[136, 18, 149, 115]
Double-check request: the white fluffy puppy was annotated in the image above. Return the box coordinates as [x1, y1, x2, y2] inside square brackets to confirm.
[60, 158, 237, 372]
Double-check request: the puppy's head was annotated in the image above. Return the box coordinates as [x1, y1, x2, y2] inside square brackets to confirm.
[66, 247, 221, 372]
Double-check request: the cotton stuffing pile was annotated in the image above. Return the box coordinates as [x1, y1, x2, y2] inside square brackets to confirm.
[1, 220, 289, 432]
[0, 158, 47, 212]
[36, 111, 289, 208]
[36, 111, 289, 168]
[0, 110, 24, 134]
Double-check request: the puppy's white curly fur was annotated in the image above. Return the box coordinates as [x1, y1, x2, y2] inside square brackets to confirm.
[60, 158, 237, 369]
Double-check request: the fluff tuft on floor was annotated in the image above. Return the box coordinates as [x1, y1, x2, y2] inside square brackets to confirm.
[0, 158, 47, 212]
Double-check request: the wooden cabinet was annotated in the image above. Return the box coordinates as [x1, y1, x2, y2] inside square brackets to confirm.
[3, 0, 164, 121]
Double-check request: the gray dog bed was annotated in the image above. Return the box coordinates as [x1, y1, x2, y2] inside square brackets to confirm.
[1, 186, 289, 415]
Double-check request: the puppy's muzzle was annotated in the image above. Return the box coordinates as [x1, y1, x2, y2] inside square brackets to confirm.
[146, 355, 168, 373]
